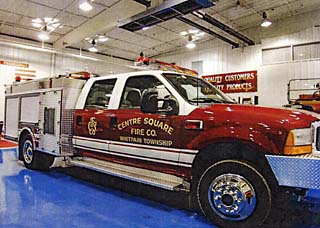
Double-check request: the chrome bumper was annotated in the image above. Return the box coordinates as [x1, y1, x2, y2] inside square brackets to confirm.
[266, 154, 320, 190]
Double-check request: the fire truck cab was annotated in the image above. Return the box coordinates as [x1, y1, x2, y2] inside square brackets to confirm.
[4, 70, 320, 228]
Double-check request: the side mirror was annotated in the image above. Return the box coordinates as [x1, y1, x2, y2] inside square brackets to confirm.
[141, 89, 158, 114]
[160, 96, 179, 115]
[141, 89, 179, 115]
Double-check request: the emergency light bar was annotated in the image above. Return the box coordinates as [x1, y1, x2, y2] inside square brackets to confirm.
[134, 58, 198, 76]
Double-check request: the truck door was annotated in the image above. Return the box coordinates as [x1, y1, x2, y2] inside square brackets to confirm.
[73, 78, 117, 156]
[107, 75, 186, 174]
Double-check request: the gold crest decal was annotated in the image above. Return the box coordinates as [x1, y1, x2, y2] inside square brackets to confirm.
[88, 117, 97, 135]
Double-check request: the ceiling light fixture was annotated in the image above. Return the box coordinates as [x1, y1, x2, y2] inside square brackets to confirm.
[97, 35, 109, 42]
[32, 18, 61, 31]
[186, 42, 196, 49]
[180, 30, 204, 39]
[32, 22, 42, 28]
[180, 29, 204, 46]
[186, 34, 196, 49]
[38, 32, 49, 41]
[88, 39, 98, 52]
[88, 46, 98, 52]
[142, 26, 150, 31]
[261, 12, 272, 27]
[32, 18, 42, 24]
[79, 0, 93, 11]
[179, 31, 188, 36]
[192, 11, 203, 18]
[188, 29, 199, 34]
[32, 17, 61, 42]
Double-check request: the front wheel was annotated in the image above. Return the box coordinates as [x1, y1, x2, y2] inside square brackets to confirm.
[197, 160, 273, 228]
[20, 134, 54, 171]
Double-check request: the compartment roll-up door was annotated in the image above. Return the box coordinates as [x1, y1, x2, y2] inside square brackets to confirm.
[5, 98, 19, 138]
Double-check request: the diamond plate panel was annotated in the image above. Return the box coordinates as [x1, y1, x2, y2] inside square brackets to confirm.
[266, 154, 320, 190]
[38, 90, 62, 155]
[60, 87, 81, 156]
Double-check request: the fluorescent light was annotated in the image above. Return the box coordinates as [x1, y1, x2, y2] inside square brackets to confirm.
[70, 53, 100, 61]
[51, 18, 59, 24]
[44, 17, 53, 23]
[32, 18, 42, 23]
[192, 11, 203, 18]
[189, 29, 199, 34]
[261, 19, 272, 27]
[32, 23, 42, 28]
[79, 0, 93, 11]
[180, 31, 188, 36]
[88, 45, 98, 52]
[97, 36, 109, 42]
[47, 24, 60, 32]
[38, 32, 49, 41]
[186, 42, 196, 49]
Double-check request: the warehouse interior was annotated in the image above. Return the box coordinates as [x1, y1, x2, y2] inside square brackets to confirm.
[1, 0, 320, 227]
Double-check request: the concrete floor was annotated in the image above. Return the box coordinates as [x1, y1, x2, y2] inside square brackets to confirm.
[0, 148, 319, 228]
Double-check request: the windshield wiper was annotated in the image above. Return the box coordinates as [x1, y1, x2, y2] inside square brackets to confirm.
[190, 97, 223, 103]
[190, 97, 235, 104]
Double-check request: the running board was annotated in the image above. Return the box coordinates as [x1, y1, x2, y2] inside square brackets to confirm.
[70, 157, 189, 191]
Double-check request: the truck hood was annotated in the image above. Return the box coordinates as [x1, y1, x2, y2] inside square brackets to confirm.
[191, 104, 319, 130]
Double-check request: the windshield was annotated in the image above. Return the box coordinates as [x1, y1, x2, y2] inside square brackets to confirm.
[163, 73, 235, 104]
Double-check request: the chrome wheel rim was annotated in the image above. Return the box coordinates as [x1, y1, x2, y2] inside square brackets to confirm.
[23, 140, 33, 164]
[208, 173, 256, 221]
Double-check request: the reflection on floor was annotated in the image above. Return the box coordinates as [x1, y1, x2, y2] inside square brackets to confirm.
[0, 139, 17, 149]
[0, 148, 319, 228]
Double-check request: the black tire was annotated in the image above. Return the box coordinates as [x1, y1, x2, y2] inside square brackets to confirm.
[20, 134, 54, 171]
[197, 159, 274, 228]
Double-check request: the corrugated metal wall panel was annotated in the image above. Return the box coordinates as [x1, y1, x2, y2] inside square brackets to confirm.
[159, 26, 320, 107]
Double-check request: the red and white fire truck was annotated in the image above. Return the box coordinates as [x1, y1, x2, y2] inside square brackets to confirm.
[3, 69, 320, 227]
[286, 78, 320, 113]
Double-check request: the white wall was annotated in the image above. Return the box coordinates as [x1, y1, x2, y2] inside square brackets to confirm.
[0, 42, 133, 121]
[157, 26, 320, 107]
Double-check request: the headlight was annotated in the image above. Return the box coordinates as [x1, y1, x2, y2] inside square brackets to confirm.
[284, 128, 312, 155]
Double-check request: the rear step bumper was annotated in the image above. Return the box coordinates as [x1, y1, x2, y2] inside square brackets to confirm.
[70, 157, 189, 191]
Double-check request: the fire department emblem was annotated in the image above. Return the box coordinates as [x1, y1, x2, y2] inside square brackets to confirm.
[88, 117, 97, 135]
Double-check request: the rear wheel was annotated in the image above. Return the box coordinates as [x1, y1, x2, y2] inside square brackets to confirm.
[197, 160, 274, 228]
[20, 134, 54, 171]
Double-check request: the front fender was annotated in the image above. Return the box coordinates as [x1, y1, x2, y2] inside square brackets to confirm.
[186, 125, 286, 155]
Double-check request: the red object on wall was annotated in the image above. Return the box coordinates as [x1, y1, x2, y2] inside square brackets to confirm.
[0, 60, 29, 68]
[202, 70, 257, 93]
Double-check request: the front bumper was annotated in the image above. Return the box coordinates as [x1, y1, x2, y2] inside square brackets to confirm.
[266, 154, 320, 190]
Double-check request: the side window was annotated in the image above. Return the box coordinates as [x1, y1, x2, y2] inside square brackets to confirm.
[119, 76, 172, 109]
[85, 79, 117, 109]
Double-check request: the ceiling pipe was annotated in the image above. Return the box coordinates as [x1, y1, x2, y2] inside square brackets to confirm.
[192, 11, 255, 46]
[178, 17, 239, 48]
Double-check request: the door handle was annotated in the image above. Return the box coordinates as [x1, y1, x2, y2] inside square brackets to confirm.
[76, 116, 82, 126]
[110, 116, 117, 129]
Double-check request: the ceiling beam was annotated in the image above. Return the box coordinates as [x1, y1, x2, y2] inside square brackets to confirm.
[53, 0, 146, 49]
[192, 11, 255, 46]
[178, 17, 239, 48]
[133, 0, 151, 7]
[119, 0, 215, 32]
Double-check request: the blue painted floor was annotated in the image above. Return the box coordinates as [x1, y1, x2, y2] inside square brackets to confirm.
[0, 148, 320, 228]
